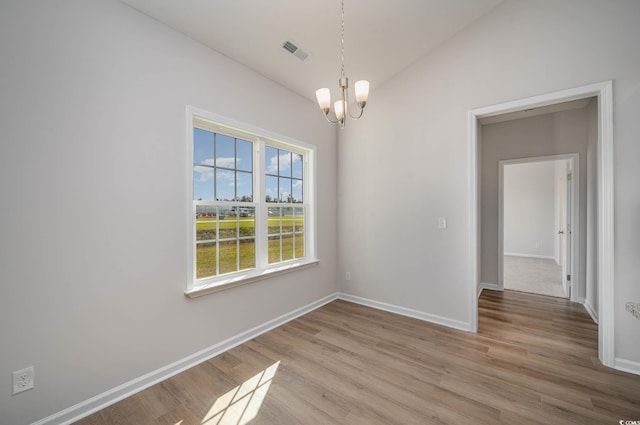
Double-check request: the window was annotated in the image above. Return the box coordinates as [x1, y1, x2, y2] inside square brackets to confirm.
[193, 130, 255, 278]
[265, 147, 305, 264]
[187, 108, 316, 296]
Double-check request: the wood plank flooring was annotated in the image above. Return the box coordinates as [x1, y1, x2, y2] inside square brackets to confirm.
[75, 290, 640, 424]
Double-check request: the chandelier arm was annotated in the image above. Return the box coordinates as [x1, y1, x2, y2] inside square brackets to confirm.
[321, 112, 341, 124]
[348, 104, 365, 120]
[345, 86, 364, 120]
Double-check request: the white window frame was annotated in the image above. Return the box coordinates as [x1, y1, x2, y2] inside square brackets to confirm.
[185, 106, 318, 298]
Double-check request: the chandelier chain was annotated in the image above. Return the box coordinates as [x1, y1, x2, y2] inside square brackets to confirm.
[340, 0, 345, 78]
[315, 0, 368, 127]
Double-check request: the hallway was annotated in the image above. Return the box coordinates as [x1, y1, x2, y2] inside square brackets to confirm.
[503, 255, 566, 298]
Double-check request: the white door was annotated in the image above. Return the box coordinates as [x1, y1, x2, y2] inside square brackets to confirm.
[558, 172, 567, 293]
[558, 165, 573, 298]
[564, 170, 573, 298]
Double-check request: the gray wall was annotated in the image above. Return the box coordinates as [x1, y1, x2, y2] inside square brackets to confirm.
[504, 161, 558, 259]
[338, 0, 640, 367]
[481, 108, 590, 293]
[0, 1, 338, 424]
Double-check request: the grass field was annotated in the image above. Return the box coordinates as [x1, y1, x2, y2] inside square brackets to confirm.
[196, 215, 305, 279]
[196, 216, 304, 240]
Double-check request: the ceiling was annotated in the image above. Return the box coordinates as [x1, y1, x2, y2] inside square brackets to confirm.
[119, 0, 503, 101]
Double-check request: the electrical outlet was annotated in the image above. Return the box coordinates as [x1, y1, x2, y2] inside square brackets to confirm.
[438, 217, 447, 229]
[345, 271, 351, 281]
[12, 366, 34, 395]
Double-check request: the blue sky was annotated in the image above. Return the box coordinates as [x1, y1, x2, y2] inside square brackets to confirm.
[193, 129, 303, 202]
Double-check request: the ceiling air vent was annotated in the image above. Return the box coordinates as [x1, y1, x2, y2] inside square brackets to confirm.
[282, 40, 310, 62]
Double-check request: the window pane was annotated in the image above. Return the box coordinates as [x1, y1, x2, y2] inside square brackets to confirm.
[193, 129, 214, 201]
[193, 166, 214, 201]
[268, 235, 281, 264]
[268, 208, 280, 235]
[216, 134, 235, 169]
[236, 139, 252, 172]
[294, 207, 304, 259]
[196, 206, 217, 241]
[219, 240, 237, 275]
[265, 146, 278, 175]
[294, 207, 304, 233]
[239, 239, 255, 270]
[282, 234, 294, 261]
[292, 179, 303, 203]
[266, 175, 278, 202]
[239, 207, 255, 237]
[196, 242, 216, 279]
[281, 212, 294, 235]
[294, 233, 305, 259]
[216, 169, 235, 201]
[279, 177, 291, 203]
[292, 153, 303, 179]
[194, 128, 214, 166]
[218, 214, 237, 239]
[196, 204, 216, 217]
[278, 150, 291, 177]
[236, 171, 253, 201]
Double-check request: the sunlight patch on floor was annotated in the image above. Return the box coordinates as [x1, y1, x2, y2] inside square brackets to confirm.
[202, 361, 280, 425]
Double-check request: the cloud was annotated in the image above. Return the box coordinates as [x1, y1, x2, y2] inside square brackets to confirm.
[267, 153, 291, 174]
[194, 157, 237, 184]
[216, 157, 235, 168]
[267, 156, 278, 174]
[194, 164, 214, 183]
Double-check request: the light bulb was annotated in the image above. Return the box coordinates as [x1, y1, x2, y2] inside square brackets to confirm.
[315, 88, 331, 111]
[355, 80, 370, 104]
[334, 100, 345, 121]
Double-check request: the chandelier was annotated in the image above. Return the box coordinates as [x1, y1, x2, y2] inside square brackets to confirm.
[315, 0, 370, 128]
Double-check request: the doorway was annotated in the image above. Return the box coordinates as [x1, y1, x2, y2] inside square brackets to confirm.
[499, 155, 578, 299]
[467, 81, 614, 367]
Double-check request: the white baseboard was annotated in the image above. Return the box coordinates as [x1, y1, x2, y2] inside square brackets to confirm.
[478, 282, 500, 298]
[35, 289, 534, 424]
[338, 293, 471, 332]
[614, 357, 640, 376]
[583, 299, 599, 324]
[504, 252, 556, 261]
[33, 293, 339, 425]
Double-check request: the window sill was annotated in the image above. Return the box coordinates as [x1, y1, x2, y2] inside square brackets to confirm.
[184, 259, 320, 299]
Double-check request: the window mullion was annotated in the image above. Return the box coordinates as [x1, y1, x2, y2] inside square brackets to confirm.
[215, 205, 220, 276]
[236, 214, 240, 271]
[304, 154, 313, 260]
[279, 208, 283, 263]
[256, 140, 268, 269]
[213, 133, 217, 201]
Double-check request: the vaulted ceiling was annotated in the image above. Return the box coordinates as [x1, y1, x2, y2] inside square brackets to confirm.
[119, 0, 503, 101]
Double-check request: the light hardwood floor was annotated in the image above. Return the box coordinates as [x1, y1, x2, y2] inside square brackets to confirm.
[75, 290, 640, 424]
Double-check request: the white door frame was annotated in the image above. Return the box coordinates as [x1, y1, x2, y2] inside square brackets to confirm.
[498, 154, 579, 302]
[468, 81, 614, 368]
